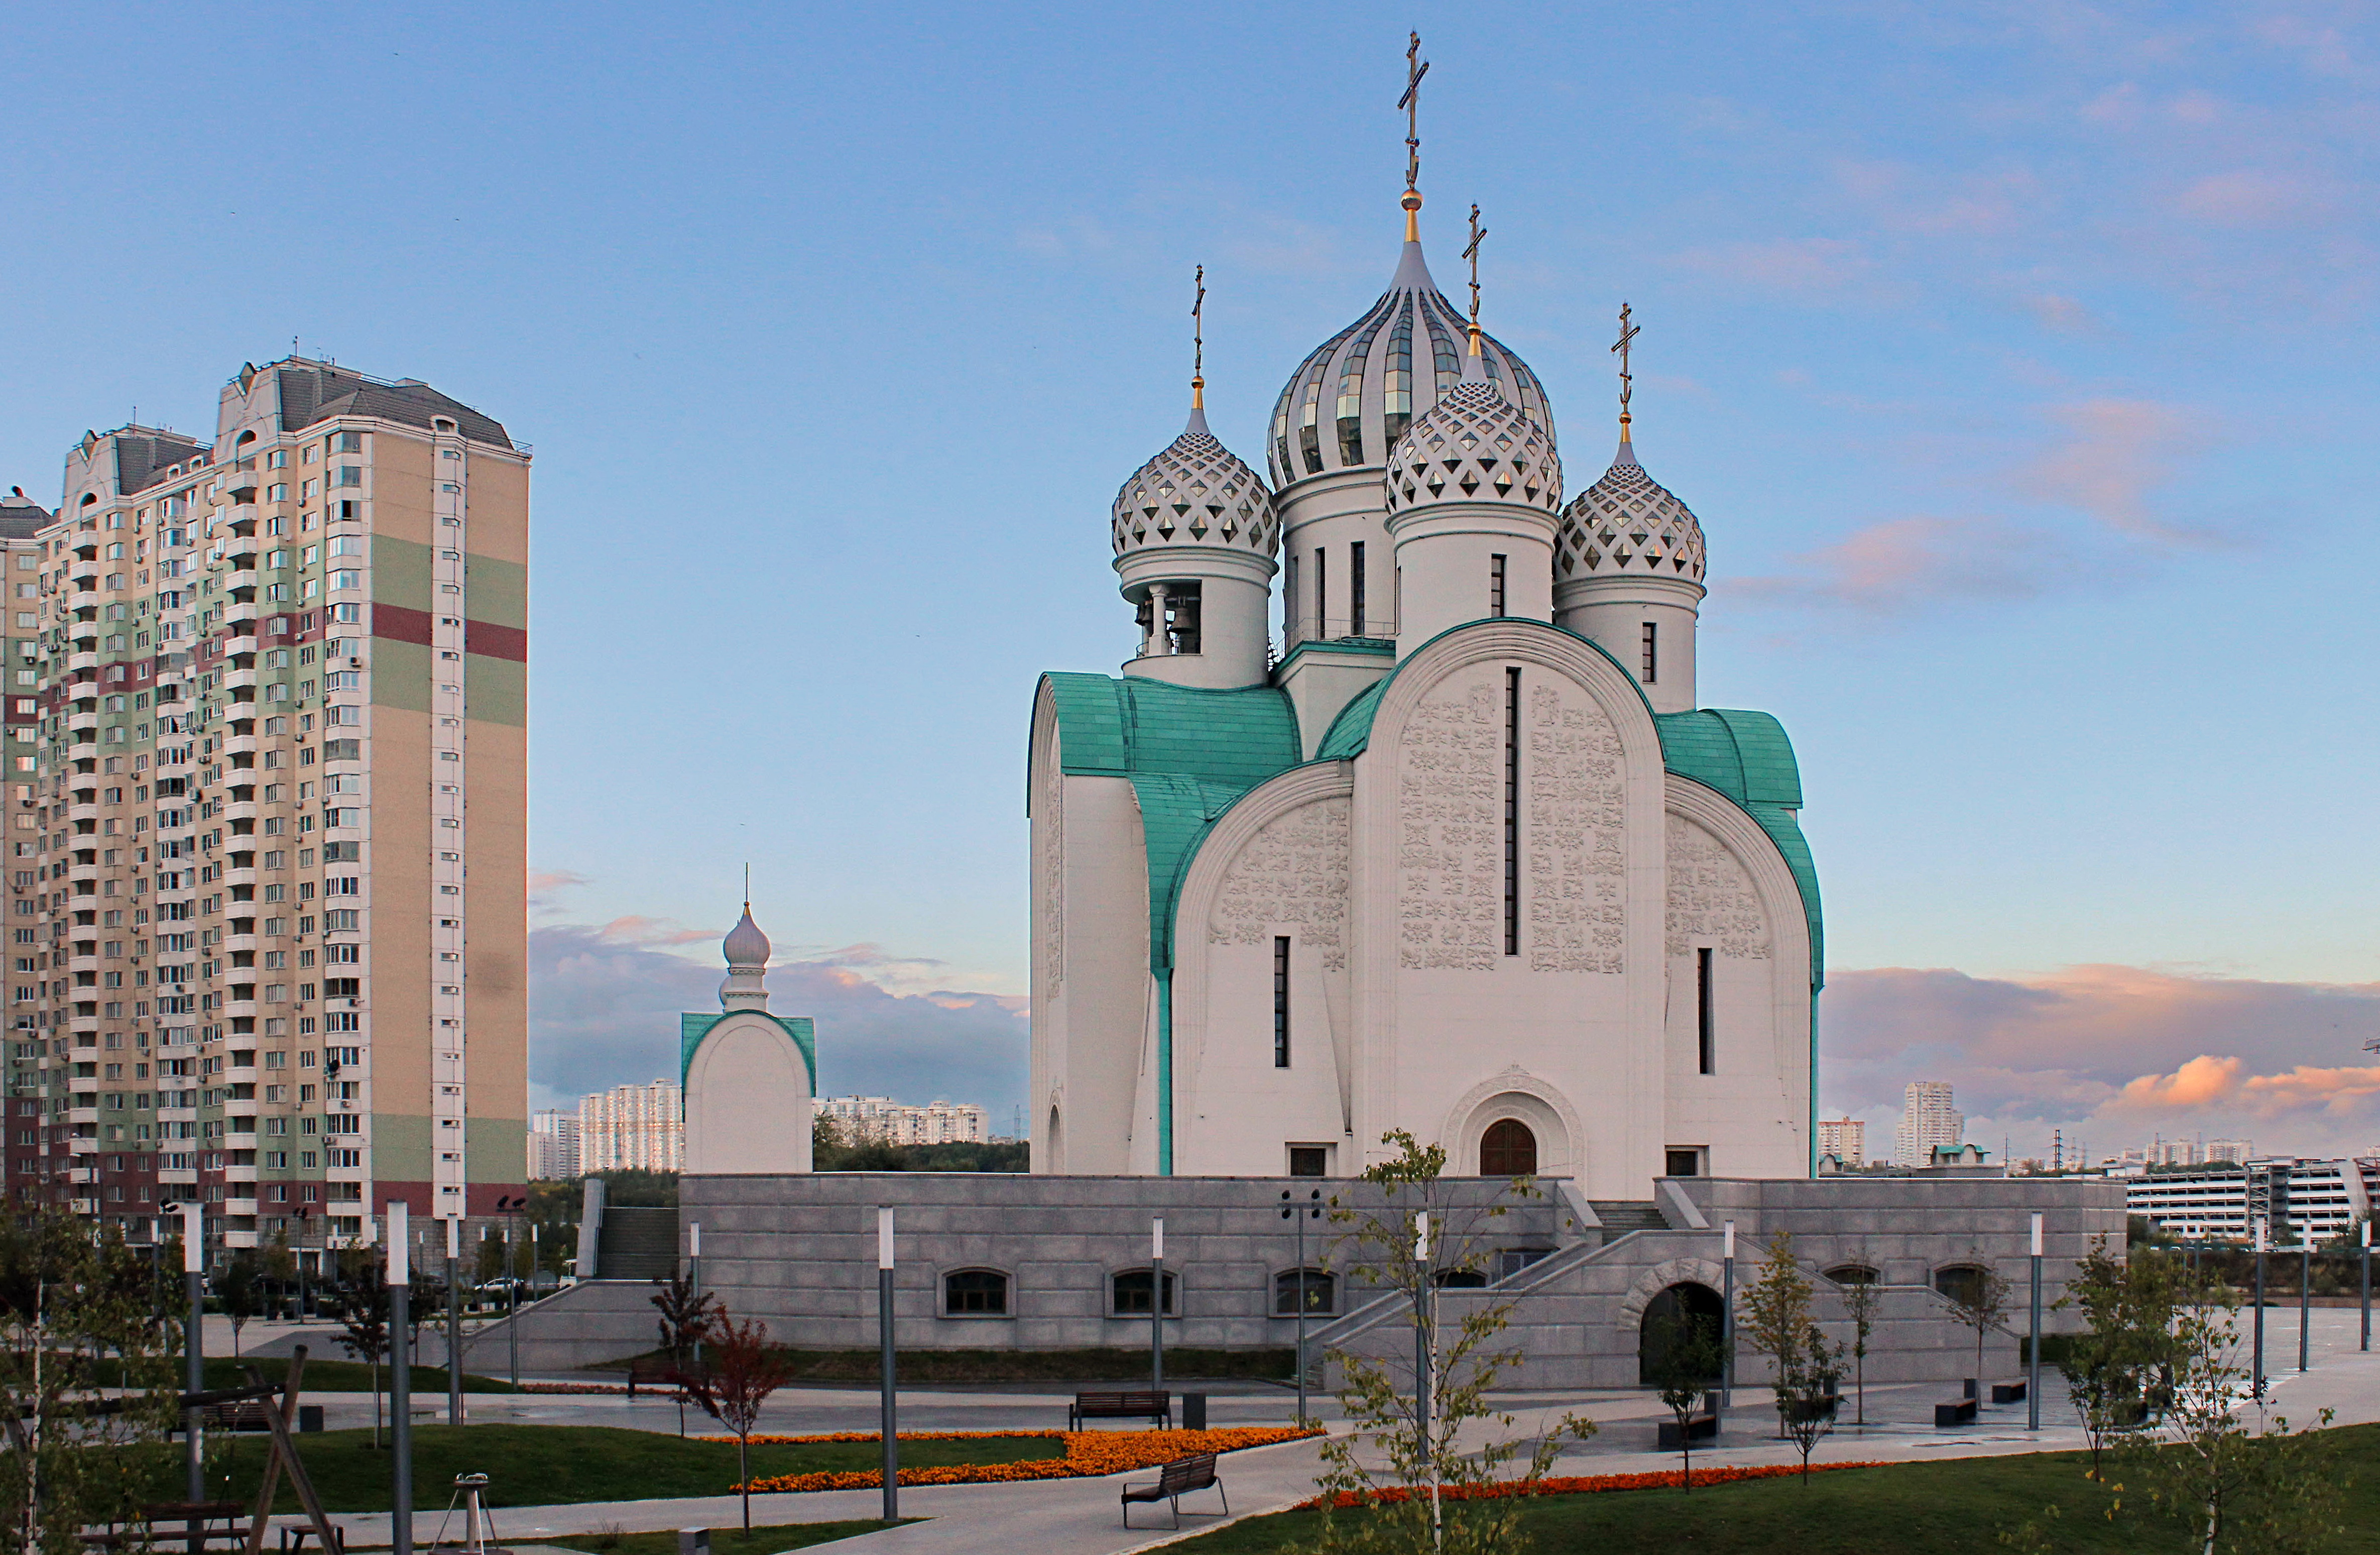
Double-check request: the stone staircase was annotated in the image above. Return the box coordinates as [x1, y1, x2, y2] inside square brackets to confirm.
[596, 1204, 679, 1280]
[1589, 1200, 1668, 1242]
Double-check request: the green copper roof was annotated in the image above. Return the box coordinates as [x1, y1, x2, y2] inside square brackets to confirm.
[1040, 673, 1303, 970]
[1316, 679, 1390, 760]
[679, 1011, 817, 1100]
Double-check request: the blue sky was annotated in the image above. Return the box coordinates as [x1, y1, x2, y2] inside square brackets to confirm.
[4, 2, 2376, 1156]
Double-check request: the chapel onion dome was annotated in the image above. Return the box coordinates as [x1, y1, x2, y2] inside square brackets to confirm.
[1111, 400, 1279, 557]
[1383, 350, 1562, 516]
[1267, 242, 1555, 488]
[1554, 436, 1707, 585]
[722, 906, 771, 969]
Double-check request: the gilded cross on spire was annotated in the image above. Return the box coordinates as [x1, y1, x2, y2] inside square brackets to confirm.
[1191, 264, 1206, 409]
[1611, 302, 1641, 434]
[1398, 31, 1430, 239]
[1462, 203, 1487, 351]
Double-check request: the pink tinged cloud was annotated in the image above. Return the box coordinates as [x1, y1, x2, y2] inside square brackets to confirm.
[2010, 398, 2207, 542]
[1730, 514, 2045, 612]
[2109, 1053, 2243, 1108]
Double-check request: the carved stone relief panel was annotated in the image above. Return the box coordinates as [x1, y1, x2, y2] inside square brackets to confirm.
[1525, 680, 1626, 973]
[1206, 796, 1352, 970]
[1665, 816, 1771, 960]
[1396, 675, 1503, 971]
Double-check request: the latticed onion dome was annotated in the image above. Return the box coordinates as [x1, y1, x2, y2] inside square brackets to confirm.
[1383, 372, 1562, 516]
[1111, 405, 1279, 556]
[1555, 441, 1706, 583]
[722, 907, 771, 968]
[1267, 242, 1554, 488]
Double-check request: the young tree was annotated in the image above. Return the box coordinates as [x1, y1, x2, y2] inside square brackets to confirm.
[1834, 1261, 1880, 1427]
[333, 1267, 391, 1448]
[2123, 1278, 2345, 1553]
[0, 1201, 183, 1555]
[263, 1233, 297, 1320]
[683, 1315, 794, 1532]
[2056, 1236, 2182, 1479]
[1309, 1131, 1595, 1554]
[1738, 1231, 1846, 1479]
[1942, 1252, 2013, 1389]
[649, 1270, 721, 1437]
[218, 1248, 264, 1358]
[1641, 1304, 1724, 1490]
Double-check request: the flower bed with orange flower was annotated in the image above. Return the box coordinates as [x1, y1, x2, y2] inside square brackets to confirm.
[721, 1427, 1323, 1493]
[1304, 1461, 1884, 1507]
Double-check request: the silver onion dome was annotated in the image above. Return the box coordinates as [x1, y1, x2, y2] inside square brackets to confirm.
[1112, 401, 1279, 557]
[1268, 239, 1554, 489]
[1555, 437, 1707, 584]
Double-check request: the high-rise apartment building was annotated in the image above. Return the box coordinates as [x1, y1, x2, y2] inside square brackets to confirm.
[527, 1108, 581, 1180]
[1816, 1118, 1865, 1167]
[4, 358, 527, 1260]
[578, 1080, 682, 1173]
[815, 1094, 990, 1146]
[1893, 1081, 1962, 1168]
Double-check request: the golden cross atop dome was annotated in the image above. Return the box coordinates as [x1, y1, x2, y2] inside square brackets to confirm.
[1191, 264, 1206, 409]
[1612, 302, 1641, 432]
[1399, 31, 1430, 239]
[1462, 203, 1488, 349]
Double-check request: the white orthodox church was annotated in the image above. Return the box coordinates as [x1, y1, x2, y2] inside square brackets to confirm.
[1028, 184, 1822, 1196]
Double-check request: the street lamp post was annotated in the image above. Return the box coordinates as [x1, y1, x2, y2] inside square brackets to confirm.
[1720, 1220, 1736, 1410]
[1280, 1189, 1321, 1425]
[445, 1216, 463, 1424]
[2028, 1212, 2043, 1431]
[687, 1220, 703, 1368]
[1413, 1209, 1438, 1546]
[2299, 1238, 2312, 1373]
[2252, 1217, 2268, 1400]
[179, 1201, 203, 1502]
[390, 1201, 414, 1555]
[1150, 1217, 1165, 1396]
[2362, 1218, 2371, 1354]
[876, 1207, 898, 1524]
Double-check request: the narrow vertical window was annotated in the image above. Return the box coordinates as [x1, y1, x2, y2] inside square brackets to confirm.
[1273, 936, 1291, 1068]
[1349, 542, 1366, 637]
[1283, 554, 1299, 646]
[1697, 946, 1714, 1075]
[1503, 667, 1520, 957]
[1315, 549, 1328, 639]
[1490, 554, 1507, 617]
[1641, 622, 1658, 685]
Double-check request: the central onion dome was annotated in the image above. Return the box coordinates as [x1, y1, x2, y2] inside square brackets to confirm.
[1268, 239, 1554, 489]
[1384, 354, 1562, 515]
[1112, 400, 1278, 557]
[1555, 436, 1707, 584]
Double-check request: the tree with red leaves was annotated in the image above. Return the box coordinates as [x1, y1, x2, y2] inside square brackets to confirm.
[682, 1314, 795, 1531]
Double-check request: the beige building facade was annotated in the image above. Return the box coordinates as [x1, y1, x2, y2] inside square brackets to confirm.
[4, 358, 528, 1255]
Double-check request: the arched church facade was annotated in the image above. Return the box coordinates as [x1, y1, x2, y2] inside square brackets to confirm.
[1027, 183, 1820, 1197]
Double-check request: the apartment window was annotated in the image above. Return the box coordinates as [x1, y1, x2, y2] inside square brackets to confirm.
[1349, 542, 1366, 637]
[332, 467, 362, 488]
[1490, 554, 1507, 617]
[1272, 936, 1290, 1069]
[1641, 622, 1658, 685]
[1696, 946, 1714, 1075]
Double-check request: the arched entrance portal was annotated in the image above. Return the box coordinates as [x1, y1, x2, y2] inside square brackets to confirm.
[1480, 1119, 1538, 1176]
[1637, 1281, 1726, 1387]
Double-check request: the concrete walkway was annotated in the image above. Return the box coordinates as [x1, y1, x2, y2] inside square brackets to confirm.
[312, 1305, 2380, 1554]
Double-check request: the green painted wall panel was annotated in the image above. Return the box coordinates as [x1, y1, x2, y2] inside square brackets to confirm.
[372, 638, 434, 714]
[464, 553, 527, 629]
[372, 1114, 433, 1181]
[468, 1116, 527, 1182]
[465, 655, 526, 727]
[372, 536, 434, 613]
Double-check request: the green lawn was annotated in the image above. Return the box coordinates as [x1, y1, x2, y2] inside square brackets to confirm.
[1167, 1428, 2380, 1553]
[175, 1424, 1061, 1512]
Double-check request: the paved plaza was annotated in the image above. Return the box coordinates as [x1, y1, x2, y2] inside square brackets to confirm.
[249, 1304, 2380, 1554]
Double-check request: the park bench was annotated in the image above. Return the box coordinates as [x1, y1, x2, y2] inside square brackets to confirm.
[1656, 1392, 1719, 1450]
[1934, 1396, 1978, 1427]
[626, 1358, 709, 1401]
[1070, 1389, 1171, 1431]
[85, 1501, 250, 1554]
[1990, 1379, 2027, 1405]
[1120, 1452, 1227, 1530]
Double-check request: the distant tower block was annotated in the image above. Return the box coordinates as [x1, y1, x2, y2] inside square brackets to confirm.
[682, 901, 817, 1174]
